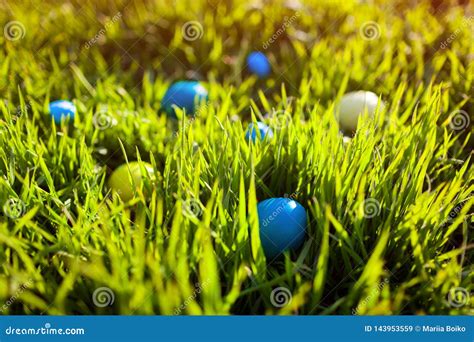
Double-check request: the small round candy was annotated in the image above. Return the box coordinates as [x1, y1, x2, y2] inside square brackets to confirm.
[336, 91, 385, 132]
[49, 100, 76, 124]
[257, 197, 307, 259]
[108, 162, 154, 201]
[246, 51, 271, 78]
[245, 122, 274, 142]
[343, 136, 352, 145]
[161, 81, 208, 118]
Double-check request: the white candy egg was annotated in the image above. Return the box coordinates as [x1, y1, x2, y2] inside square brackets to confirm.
[336, 91, 384, 132]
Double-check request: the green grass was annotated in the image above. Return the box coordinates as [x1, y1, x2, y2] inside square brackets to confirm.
[0, 0, 473, 315]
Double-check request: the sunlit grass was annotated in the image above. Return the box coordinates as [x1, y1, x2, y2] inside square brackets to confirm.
[0, 0, 472, 315]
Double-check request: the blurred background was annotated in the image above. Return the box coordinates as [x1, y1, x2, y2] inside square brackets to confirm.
[1, 0, 472, 104]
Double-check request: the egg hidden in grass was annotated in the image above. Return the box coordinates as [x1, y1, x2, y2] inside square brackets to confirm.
[247, 51, 271, 78]
[161, 80, 208, 118]
[336, 91, 384, 132]
[49, 100, 76, 124]
[257, 197, 307, 259]
[108, 162, 154, 201]
[245, 122, 274, 142]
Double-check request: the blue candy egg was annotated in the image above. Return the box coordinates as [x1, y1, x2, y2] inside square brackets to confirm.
[257, 197, 307, 259]
[245, 122, 274, 142]
[162, 81, 208, 117]
[246, 51, 271, 78]
[49, 100, 76, 124]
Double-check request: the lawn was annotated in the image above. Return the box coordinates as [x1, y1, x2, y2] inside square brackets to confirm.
[0, 0, 472, 315]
